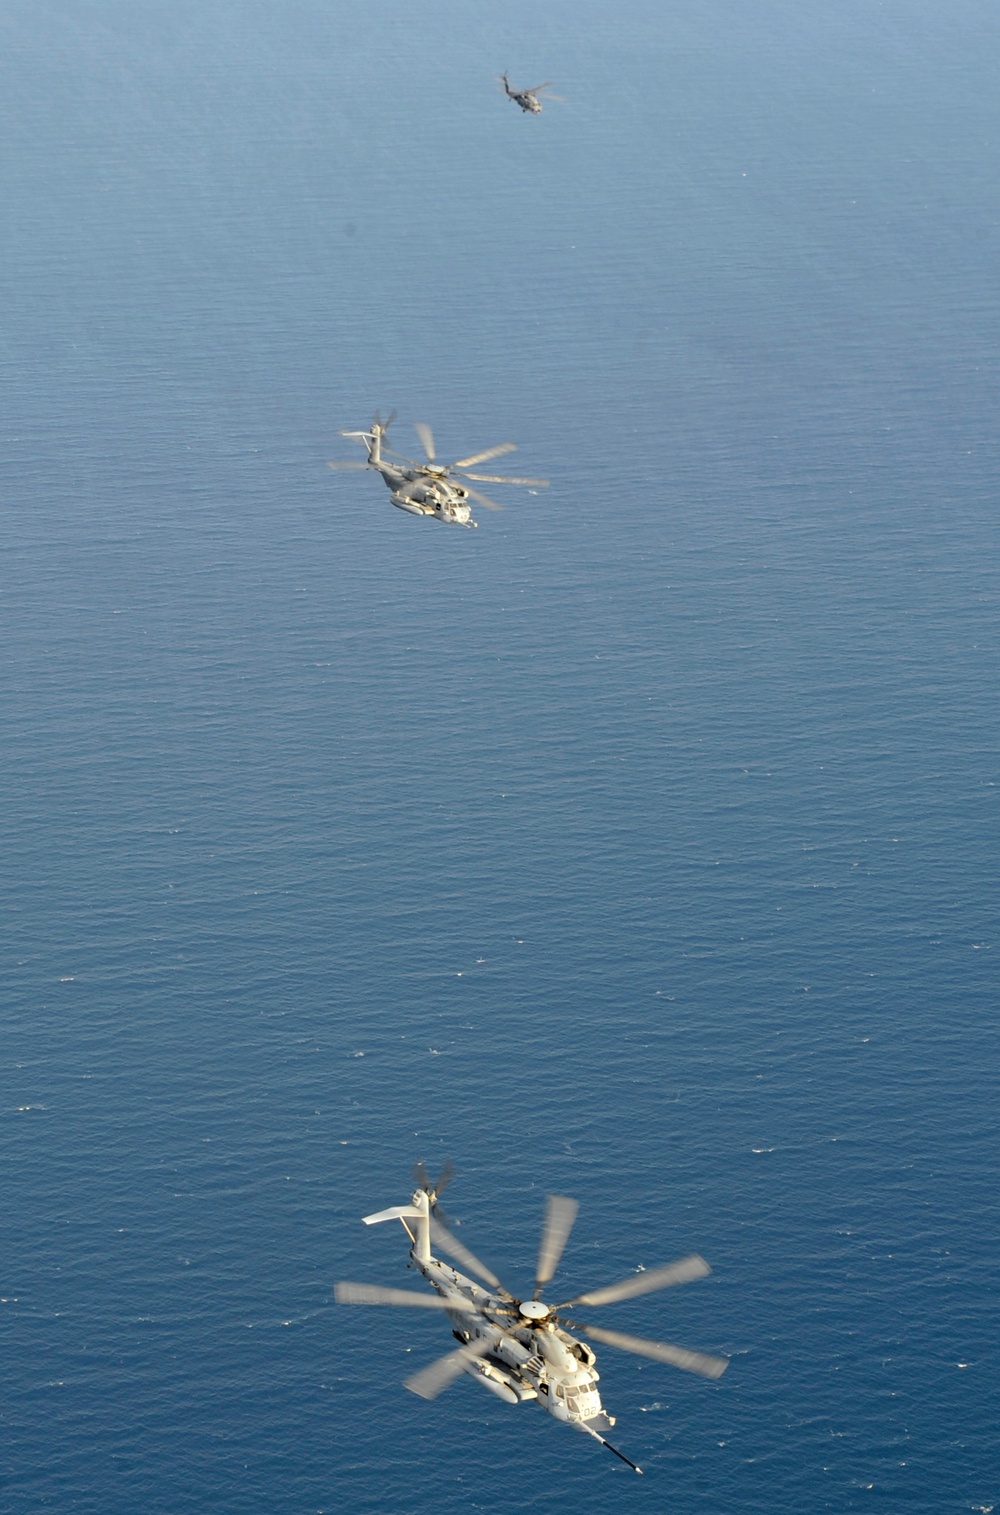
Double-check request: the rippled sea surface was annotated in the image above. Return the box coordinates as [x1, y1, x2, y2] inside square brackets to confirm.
[2, 2, 998, 1511]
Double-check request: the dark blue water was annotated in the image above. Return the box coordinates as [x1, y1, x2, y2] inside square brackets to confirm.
[3, 2, 998, 1511]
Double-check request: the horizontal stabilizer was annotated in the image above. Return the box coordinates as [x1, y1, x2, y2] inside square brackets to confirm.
[362, 1205, 421, 1226]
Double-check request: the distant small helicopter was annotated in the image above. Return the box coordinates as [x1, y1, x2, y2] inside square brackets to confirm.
[336, 1166, 729, 1475]
[500, 73, 563, 114]
[328, 414, 548, 527]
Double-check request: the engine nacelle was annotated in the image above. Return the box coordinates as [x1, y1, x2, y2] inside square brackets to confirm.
[538, 1331, 578, 1374]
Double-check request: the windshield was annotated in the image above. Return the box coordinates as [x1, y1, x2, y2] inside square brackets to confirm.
[564, 1380, 599, 1415]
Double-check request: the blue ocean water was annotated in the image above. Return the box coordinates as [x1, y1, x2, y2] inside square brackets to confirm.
[2, 1, 998, 1510]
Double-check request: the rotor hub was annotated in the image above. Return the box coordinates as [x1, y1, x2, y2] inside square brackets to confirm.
[518, 1300, 550, 1323]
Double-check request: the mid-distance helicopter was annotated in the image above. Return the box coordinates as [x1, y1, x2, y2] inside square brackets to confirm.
[336, 1166, 729, 1475]
[500, 73, 563, 114]
[328, 415, 549, 527]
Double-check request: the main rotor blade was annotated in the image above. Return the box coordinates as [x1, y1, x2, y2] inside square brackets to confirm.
[534, 1195, 579, 1297]
[566, 1319, 729, 1379]
[560, 1254, 711, 1309]
[450, 442, 517, 469]
[327, 460, 371, 470]
[381, 448, 424, 467]
[464, 486, 504, 513]
[334, 1282, 477, 1314]
[405, 1337, 493, 1401]
[524, 82, 553, 93]
[414, 422, 436, 462]
[459, 472, 549, 486]
[429, 1217, 506, 1293]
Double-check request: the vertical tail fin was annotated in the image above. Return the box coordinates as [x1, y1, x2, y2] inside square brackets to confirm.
[361, 1190, 431, 1263]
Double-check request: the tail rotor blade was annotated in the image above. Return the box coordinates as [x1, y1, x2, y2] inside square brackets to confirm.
[334, 1282, 477, 1314]
[450, 442, 517, 469]
[413, 1161, 432, 1193]
[560, 1254, 711, 1309]
[405, 1337, 493, 1400]
[566, 1319, 729, 1379]
[414, 422, 436, 462]
[434, 1160, 456, 1197]
[534, 1195, 579, 1297]
[429, 1217, 506, 1294]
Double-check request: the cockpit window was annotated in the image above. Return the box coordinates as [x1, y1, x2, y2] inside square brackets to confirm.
[564, 1381, 599, 1416]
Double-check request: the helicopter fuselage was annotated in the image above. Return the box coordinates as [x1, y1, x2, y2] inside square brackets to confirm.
[412, 1247, 609, 1428]
[501, 75, 544, 113]
[370, 461, 475, 527]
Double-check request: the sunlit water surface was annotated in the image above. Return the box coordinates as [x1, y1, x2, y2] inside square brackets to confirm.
[2, 2, 998, 1512]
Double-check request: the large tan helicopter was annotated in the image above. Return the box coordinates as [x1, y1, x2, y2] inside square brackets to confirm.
[336, 1166, 729, 1475]
[328, 415, 548, 527]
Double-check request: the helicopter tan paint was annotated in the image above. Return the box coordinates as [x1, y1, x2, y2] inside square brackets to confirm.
[335, 1181, 729, 1475]
[328, 418, 548, 527]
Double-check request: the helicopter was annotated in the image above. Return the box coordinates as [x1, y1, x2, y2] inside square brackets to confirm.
[327, 415, 549, 527]
[500, 73, 563, 114]
[335, 1166, 729, 1475]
